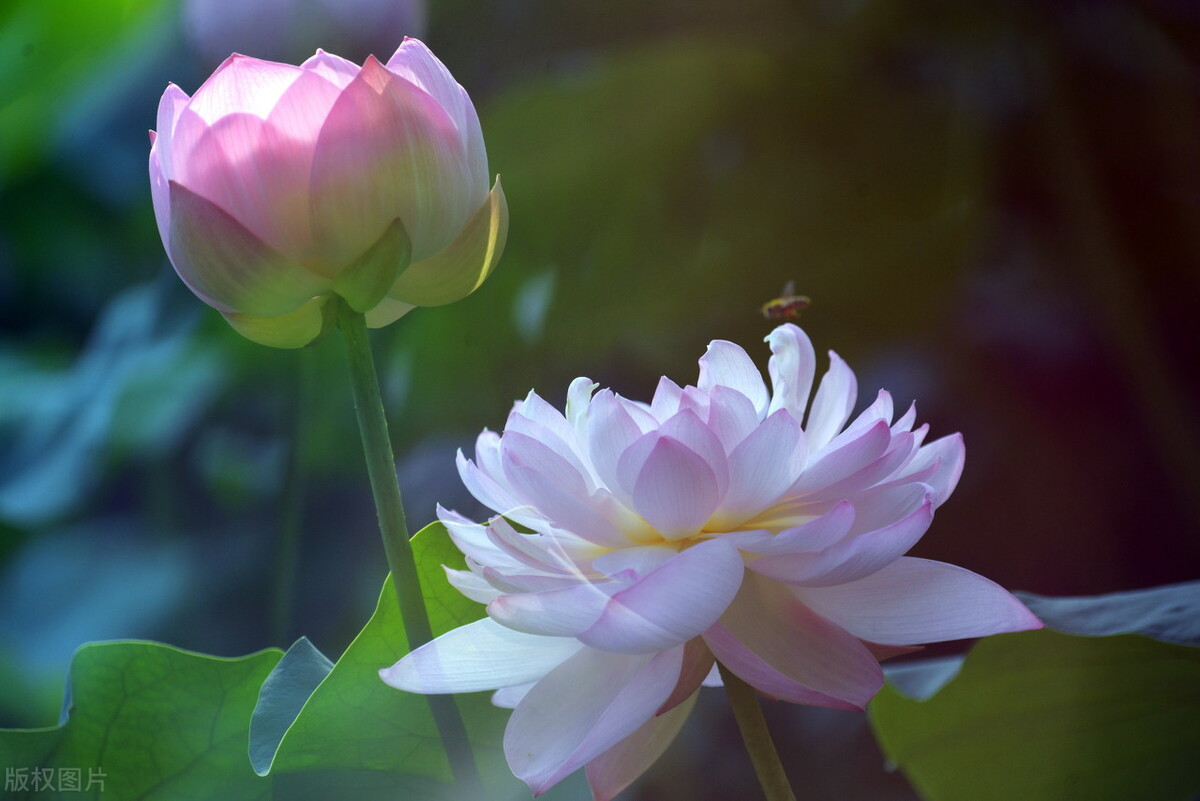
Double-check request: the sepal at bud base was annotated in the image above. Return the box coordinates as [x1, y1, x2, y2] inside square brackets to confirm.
[222, 296, 336, 349]
[387, 176, 507, 307]
[334, 218, 412, 313]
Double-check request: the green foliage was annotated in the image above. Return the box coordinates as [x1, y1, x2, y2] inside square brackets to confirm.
[249, 522, 506, 789]
[0, 641, 282, 800]
[1015, 581, 1200, 646]
[869, 630, 1200, 801]
[0, 0, 171, 181]
[0, 523, 591, 800]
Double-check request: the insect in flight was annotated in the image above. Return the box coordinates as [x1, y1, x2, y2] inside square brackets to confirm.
[761, 281, 811, 321]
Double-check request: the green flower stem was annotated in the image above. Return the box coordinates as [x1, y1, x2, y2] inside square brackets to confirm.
[718, 661, 797, 801]
[270, 349, 311, 645]
[336, 300, 481, 792]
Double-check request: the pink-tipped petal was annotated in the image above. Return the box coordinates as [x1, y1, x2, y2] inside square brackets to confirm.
[649, 377, 685, 422]
[380, 617, 582, 693]
[310, 55, 474, 266]
[505, 647, 683, 796]
[765, 323, 817, 420]
[843, 390, 894, 434]
[585, 692, 698, 801]
[705, 573, 884, 709]
[386, 37, 488, 192]
[795, 557, 1044, 645]
[657, 410, 730, 499]
[174, 66, 342, 261]
[788, 419, 892, 497]
[505, 391, 594, 488]
[697, 340, 770, 417]
[578, 538, 744, 654]
[631, 438, 721, 541]
[716, 409, 805, 527]
[897, 433, 965, 507]
[148, 140, 172, 256]
[502, 432, 629, 548]
[300, 48, 361, 88]
[705, 385, 760, 452]
[188, 54, 306, 124]
[588, 390, 648, 502]
[805, 351, 858, 452]
[154, 83, 191, 178]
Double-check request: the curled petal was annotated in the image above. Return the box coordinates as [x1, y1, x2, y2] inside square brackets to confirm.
[795, 557, 1044, 645]
[766, 323, 816, 420]
[566, 377, 599, 439]
[894, 433, 965, 507]
[698, 340, 770, 417]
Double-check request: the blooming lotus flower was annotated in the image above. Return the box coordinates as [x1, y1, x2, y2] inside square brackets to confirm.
[148, 38, 506, 348]
[382, 324, 1041, 799]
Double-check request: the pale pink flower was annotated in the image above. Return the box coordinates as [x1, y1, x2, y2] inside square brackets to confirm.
[149, 38, 506, 348]
[382, 324, 1041, 799]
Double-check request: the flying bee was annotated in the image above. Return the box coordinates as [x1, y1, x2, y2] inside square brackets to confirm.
[761, 281, 811, 321]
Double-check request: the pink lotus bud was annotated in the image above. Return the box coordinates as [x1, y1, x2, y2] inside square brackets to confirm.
[149, 38, 507, 347]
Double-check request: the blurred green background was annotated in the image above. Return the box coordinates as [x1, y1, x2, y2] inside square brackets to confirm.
[2, 0, 1198, 798]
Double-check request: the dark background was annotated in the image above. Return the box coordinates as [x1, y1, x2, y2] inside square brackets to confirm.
[2, 1, 1198, 798]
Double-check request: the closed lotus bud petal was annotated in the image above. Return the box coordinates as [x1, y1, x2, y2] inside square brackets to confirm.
[148, 37, 506, 348]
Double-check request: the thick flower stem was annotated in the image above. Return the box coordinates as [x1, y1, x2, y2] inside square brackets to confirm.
[337, 301, 481, 792]
[718, 661, 797, 801]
